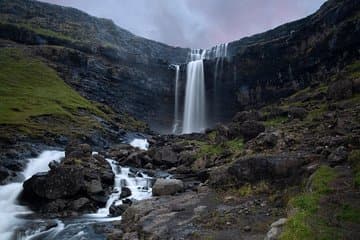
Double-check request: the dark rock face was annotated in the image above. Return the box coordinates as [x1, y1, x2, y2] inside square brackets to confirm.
[23, 167, 84, 200]
[20, 143, 114, 216]
[198, 0, 360, 126]
[227, 154, 307, 185]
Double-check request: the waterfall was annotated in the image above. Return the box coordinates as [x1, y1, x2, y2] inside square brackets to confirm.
[0, 151, 65, 240]
[182, 49, 206, 134]
[212, 43, 228, 118]
[181, 43, 229, 134]
[172, 65, 180, 134]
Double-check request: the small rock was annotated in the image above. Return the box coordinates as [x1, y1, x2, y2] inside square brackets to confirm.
[244, 225, 251, 232]
[194, 205, 207, 215]
[328, 146, 348, 166]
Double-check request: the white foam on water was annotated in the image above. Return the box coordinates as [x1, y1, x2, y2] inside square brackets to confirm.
[0, 151, 64, 240]
[130, 138, 149, 150]
[85, 159, 152, 220]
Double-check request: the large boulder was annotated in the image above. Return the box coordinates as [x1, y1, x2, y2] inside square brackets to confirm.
[20, 143, 115, 216]
[228, 154, 306, 185]
[152, 179, 184, 196]
[232, 110, 262, 123]
[229, 121, 265, 141]
[22, 166, 84, 201]
[152, 146, 179, 167]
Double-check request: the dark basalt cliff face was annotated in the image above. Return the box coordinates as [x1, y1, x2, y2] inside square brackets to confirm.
[0, 0, 359, 133]
[199, 0, 360, 125]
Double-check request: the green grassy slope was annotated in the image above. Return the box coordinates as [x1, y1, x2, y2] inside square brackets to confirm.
[0, 48, 102, 123]
[0, 47, 107, 137]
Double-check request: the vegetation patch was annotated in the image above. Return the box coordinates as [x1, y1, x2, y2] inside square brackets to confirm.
[264, 116, 288, 127]
[280, 166, 338, 240]
[337, 204, 360, 224]
[344, 60, 360, 79]
[0, 48, 106, 137]
[305, 104, 328, 122]
[223, 181, 270, 198]
[348, 150, 360, 187]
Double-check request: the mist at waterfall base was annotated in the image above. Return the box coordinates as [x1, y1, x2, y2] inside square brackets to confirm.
[0, 148, 152, 240]
[172, 43, 229, 134]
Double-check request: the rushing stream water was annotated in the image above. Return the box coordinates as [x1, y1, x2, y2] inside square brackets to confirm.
[0, 139, 152, 240]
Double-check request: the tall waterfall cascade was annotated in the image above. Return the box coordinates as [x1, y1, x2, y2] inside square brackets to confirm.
[172, 65, 180, 133]
[179, 43, 228, 134]
[182, 49, 207, 134]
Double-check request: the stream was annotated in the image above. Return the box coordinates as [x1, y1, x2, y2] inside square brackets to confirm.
[0, 139, 152, 240]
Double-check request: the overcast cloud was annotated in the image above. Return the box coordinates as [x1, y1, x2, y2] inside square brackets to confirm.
[40, 0, 327, 48]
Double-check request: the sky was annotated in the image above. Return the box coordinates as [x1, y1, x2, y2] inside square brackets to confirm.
[40, 0, 327, 48]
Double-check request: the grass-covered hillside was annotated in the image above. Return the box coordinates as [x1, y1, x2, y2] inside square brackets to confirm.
[0, 47, 146, 142]
[0, 48, 103, 124]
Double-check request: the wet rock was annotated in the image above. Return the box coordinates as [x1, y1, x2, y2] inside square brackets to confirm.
[110, 203, 130, 217]
[20, 142, 114, 216]
[0, 166, 10, 183]
[152, 179, 184, 196]
[328, 146, 348, 166]
[86, 179, 103, 194]
[120, 187, 132, 199]
[70, 197, 91, 211]
[328, 79, 353, 100]
[65, 142, 92, 160]
[43, 199, 67, 213]
[48, 160, 60, 170]
[22, 166, 84, 201]
[2, 159, 24, 172]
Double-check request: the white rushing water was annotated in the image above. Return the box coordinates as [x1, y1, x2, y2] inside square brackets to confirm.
[181, 44, 229, 134]
[130, 138, 149, 150]
[172, 65, 180, 134]
[182, 49, 207, 134]
[86, 158, 152, 220]
[0, 151, 65, 240]
[0, 148, 152, 239]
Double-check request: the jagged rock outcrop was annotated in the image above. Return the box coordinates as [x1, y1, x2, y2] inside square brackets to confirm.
[20, 142, 114, 217]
